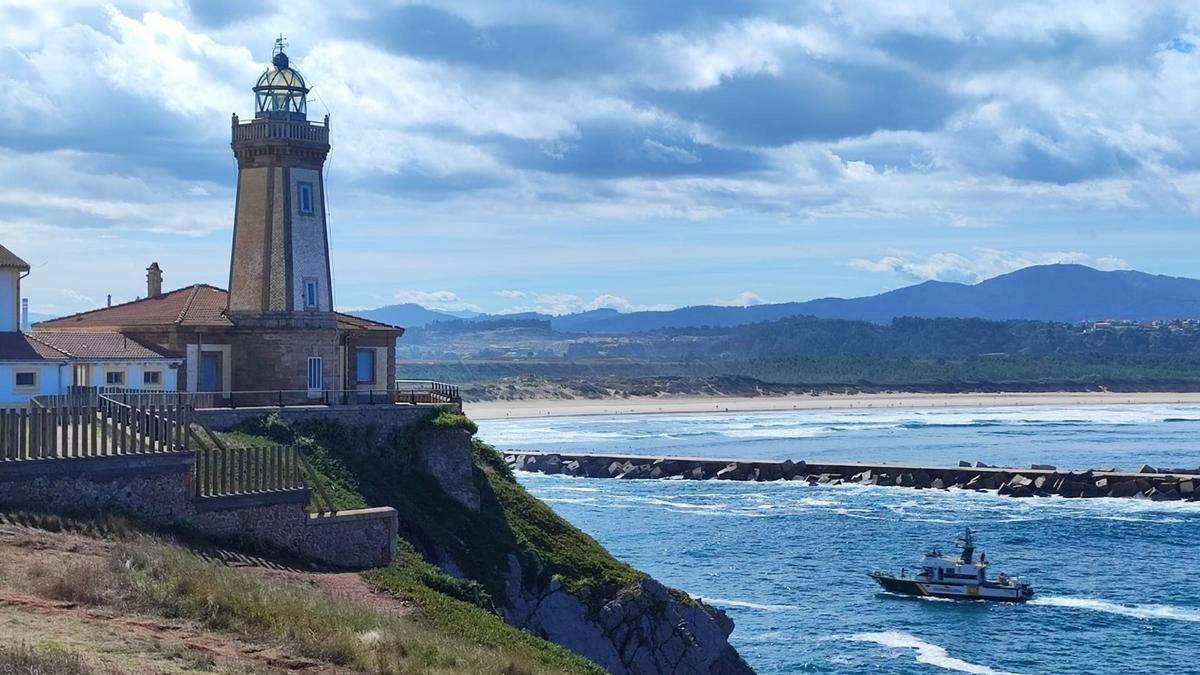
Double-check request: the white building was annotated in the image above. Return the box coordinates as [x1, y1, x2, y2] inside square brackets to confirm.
[0, 245, 181, 407]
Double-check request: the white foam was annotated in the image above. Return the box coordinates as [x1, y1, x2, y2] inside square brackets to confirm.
[697, 597, 799, 612]
[847, 631, 1020, 675]
[1032, 596, 1200, 622]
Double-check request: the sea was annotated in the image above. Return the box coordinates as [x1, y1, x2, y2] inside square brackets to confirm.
[477, 404, 1200, 675]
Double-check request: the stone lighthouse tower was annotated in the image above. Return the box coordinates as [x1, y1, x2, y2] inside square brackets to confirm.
[225, 38, 343, 399]
[228, 37, 334, 324]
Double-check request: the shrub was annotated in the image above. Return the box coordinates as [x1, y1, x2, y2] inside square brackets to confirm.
[429, 412, 479, 435]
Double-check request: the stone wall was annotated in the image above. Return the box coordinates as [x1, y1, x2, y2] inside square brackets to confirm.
[197, 403, 452, 432]
[0, 453, 397, 569]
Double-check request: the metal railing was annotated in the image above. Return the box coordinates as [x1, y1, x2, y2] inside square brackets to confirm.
[117, 383, 463, 410]
[232, 115, 329, 145]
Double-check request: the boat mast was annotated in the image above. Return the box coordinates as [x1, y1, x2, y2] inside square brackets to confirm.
[957, 528, 975, 564]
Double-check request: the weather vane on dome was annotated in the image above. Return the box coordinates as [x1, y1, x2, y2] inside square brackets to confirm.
[272, 33, 289, 68]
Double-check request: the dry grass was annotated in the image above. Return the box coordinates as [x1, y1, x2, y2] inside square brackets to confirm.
[0, 643, 113, 675]
[28, 538, 594, 674]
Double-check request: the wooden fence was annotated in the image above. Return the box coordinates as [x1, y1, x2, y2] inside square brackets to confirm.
[0, 393, 191, 461]
[193, 444, 307, 497]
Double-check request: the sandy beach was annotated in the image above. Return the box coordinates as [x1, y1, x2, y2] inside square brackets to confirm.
[466, 391, 1200, 420]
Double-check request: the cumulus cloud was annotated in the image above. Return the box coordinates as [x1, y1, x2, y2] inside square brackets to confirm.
[393, 290, 481, 312]
[0, 2, 1194, 314]
[848, 250, 1131, 284]
[714, 291, 767, 306]
[496, 292, 673, 315]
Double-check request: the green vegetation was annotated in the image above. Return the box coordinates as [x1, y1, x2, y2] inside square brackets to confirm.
[430, 411, 480, 434]
[404, 354, 1200, 398]
[229, 415, 646, 614]
[27, 526, 597, 674]
[400, 315, 1200, 397]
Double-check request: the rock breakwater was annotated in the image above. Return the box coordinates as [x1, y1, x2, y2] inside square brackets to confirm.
[507, 452, 1200, 501]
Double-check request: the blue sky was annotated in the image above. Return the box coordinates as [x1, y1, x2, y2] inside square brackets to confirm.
[3, 1, 1199, 317]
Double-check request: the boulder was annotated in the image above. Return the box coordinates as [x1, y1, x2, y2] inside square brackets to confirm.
[542, 455, 563, 475]
[931, 478, 946, 490]
[1108, 480, 1139, 498]
[716, 463, 746, 481]
[1033, 476, 1049, 491]
[975, 461, 992, 468]
[755, 464, 783, 481]
[563, 460, 583, 476]
[685, 466, 707, 481]
[1009, 484, 1034, 498]
[897, 472, 917, 488]
[1180, 480, 1195, 496]
[1139, 464, 1157, 474]
[959, 460, 973, 467]
[964, 474, 985, 490]
[1009, 474, 1034, 488]
[1030, 464, 1057, 471]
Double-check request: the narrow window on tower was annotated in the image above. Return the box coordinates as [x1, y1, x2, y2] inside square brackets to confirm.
[304, 278, 318, 309]
[307, 357, 323, 393]
[298, 182, 314, 215]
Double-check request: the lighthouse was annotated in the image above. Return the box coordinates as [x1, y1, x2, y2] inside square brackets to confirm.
[227, 37, 334, 324]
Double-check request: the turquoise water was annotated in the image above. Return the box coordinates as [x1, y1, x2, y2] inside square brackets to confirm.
[478, 406, 1200, 674]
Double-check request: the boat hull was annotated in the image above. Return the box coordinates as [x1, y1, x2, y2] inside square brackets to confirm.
[871, 573, 1031, 603]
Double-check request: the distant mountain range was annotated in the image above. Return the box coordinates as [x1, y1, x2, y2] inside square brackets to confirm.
[353, 265, 1200, 333]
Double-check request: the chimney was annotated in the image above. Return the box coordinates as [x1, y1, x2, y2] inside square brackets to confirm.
[20, 298, 28, 331]
[146, 262, 163, 299]
[106, 294, 112, 307]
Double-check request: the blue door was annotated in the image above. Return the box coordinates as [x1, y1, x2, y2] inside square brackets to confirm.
[199, 352, 222, 393]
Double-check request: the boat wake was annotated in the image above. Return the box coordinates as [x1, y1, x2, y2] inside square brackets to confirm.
[847, 631, 1020, 675]
[697, 597, 799, 612]
[1031, 596, 1200, 622]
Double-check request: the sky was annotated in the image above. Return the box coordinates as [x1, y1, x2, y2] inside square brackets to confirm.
[3, 1, 1200, 318]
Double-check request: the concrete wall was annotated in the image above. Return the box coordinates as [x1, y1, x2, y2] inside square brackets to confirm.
[0, 452, 398, 569]
[0, 361, 66, 406]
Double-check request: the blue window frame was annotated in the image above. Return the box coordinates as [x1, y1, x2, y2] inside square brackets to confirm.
[356, 348, 376, 384]
[304, 279, 318, 308]
[298, 182, 314, 215]
[307, 356, 323, 392]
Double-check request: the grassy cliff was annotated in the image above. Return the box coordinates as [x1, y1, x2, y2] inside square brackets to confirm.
[226, 412, 644, 609]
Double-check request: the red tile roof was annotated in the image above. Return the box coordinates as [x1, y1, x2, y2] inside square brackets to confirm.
[0, 333, 66, 361]
[33, 284, 402, 334]
[28, 332, 175, 360]
[0, 245, 30, 271]
[34, 284, 233, 329]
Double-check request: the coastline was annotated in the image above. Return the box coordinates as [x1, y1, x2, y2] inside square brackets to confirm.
[465, 391, 1200, 420]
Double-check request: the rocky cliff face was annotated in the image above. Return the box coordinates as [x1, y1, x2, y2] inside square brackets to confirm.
[501, 555, 753, 675]
[409, 431, 754, 674]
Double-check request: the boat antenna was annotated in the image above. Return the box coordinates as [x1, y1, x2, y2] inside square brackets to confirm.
[957, 528, 975, 564]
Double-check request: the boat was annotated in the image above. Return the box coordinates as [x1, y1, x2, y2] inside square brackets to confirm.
[869, 528, 1033, 602]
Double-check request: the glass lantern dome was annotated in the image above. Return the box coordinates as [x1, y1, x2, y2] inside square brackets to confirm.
[253, 47, 308, 119]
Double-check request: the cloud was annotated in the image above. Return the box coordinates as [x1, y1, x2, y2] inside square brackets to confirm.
[393, 290, 482, 312]
[494, 289, 528, 298]
[848, 250, 1131, 283]
[496, 292, 673, 315]
[714, 291, 767, 306]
